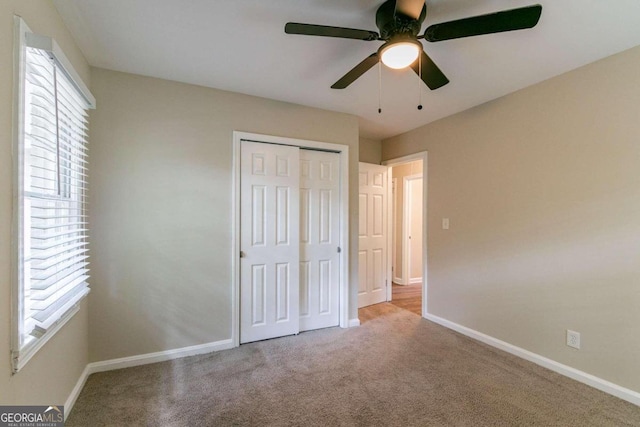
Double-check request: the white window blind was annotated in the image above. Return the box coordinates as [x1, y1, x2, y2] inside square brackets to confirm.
[12, 18, 95, 372]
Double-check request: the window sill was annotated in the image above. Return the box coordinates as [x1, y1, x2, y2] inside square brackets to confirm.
[11, 288, 90, 374]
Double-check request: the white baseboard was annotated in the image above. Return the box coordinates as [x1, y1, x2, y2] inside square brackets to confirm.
[348, 318, 361, 327]
[64, 364, 91, 421]
[87, 339, 234, 374]
[423, 313, 640, 407]
[393, 277, 404, 285]
[409, 277, 422, 285]
[65, 338, 234, 419]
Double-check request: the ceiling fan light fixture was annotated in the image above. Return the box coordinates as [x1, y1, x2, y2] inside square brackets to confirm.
[380, 40, 421, 69]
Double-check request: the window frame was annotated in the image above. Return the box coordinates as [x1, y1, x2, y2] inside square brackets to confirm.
[11, 16, 96, 373]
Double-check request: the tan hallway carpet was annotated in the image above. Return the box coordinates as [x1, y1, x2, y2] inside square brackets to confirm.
[67, 304, 640, 426]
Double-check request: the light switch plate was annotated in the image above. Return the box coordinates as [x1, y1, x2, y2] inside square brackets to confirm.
[442, 218, 449, 230]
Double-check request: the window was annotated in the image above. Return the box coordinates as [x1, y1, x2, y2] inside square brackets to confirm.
[12, 17, 95, 372]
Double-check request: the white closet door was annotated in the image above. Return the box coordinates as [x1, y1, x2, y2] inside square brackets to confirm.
[240, 141, 300, 343]
[299, 150, 340, 331]
[358, 162, 388, 308]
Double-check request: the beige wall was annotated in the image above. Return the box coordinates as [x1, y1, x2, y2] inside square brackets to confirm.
[359, 137, 382, 164]
[0, 1, 90, 404]
[382, 46, 640, 393]
[88, 68, 359, 362]
[391, 161, 423, 284]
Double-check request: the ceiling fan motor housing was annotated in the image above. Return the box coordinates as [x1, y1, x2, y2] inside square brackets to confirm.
[376, 0, 426, 40]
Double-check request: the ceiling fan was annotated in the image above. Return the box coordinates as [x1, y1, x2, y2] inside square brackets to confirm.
[285, 0, 542, 90]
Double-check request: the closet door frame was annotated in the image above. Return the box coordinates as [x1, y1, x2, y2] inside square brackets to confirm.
[232, 131, 350, 347]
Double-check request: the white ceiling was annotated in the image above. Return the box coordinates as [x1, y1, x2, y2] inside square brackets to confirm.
[53, 0, 640, 140]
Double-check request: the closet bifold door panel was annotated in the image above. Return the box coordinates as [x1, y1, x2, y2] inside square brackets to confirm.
[299, 150, 340, 332]
[240, 141, 300, 344]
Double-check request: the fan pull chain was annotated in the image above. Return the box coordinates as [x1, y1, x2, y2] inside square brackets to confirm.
[378, 61, 382, 114]
[417, 52, 423, 111]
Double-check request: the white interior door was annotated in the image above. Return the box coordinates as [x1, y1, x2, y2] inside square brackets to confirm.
[240, 141, 300, 343]
[299, 150, 340, 331]
[404, 175, 423, 284]
[358, 162, 388, 308]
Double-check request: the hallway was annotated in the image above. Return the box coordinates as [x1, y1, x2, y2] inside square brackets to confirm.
[358, 283, 422, 324]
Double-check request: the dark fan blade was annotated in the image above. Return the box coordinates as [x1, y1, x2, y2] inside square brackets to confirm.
[424, 4, 542, 42]
[395, 0, 425, 20]
[410, 50, 449, 90]
[331, 53, 379, 89]
[285, 23, 379, 41]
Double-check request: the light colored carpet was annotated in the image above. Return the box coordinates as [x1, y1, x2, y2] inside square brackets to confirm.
[67, 304, 640, 426]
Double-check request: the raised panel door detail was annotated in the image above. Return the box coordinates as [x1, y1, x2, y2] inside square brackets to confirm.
[299, 261, 310, 317]
[373, 172, 384, 188]
[320, 161, 332, 181]
[252, 186, 266, 246]
[251, 264, 266, 325]
[358, 250, 367, 294]
[319, 189, 331, 244]
[276, 186, 290, 246]
[359, 171, 367, 186]
[372, 249, 383, 290]
[300, 188, 311, 244]
[276, 155, 290, 177]
[252, 153, 266, 175]
[276, 263, 290, 322]
[372, 194, 384, 237]
[319, 260, 330, 314]
[359, 194, 368, 237]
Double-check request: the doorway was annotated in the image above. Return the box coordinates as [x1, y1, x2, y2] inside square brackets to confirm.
[357, 153, 427, 317]
[399, 171, 423, 286]
[384, 152, 427, 317]
[391, 164, 423, 315]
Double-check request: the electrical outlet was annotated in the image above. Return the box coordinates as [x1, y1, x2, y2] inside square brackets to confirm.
[566, 330, 581, 349]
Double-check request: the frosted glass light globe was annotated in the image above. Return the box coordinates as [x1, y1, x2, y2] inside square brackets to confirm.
[380, 42, 420, 69]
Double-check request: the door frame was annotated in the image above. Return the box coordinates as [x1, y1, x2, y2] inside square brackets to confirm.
[232, 131, 350, 347]
[402, 174, 423, 286]
[382, 151, 428, 317]
[391, 178, 402, 285]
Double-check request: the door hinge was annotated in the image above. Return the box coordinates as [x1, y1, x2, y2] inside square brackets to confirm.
[337, 246, 341, 253]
